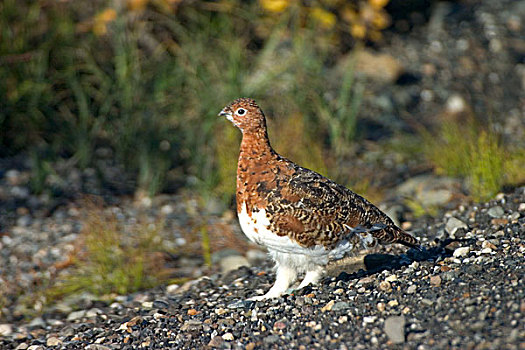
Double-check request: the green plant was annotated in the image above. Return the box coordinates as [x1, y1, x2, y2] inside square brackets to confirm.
[48, 208, 172, 299]
[404, 198, 439, 218]
[1, 0, 375, 200]
[423, 120, 521, 202]
[200, 225, 212, 267]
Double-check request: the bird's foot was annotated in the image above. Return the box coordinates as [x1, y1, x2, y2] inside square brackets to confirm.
[296, 267, 324, 290]
[248, 287, 286, 301]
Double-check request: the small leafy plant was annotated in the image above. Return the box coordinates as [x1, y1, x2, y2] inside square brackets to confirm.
[423, 119, 523, 201]
[47, 205, 173, 300]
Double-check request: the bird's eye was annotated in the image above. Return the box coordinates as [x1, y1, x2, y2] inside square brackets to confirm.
[235, 108, 246, 116]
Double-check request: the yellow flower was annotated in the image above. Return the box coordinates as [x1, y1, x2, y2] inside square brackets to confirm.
[369, 0, 389, 10]
[310, 7, 336, 29]
[127, 0, 149, 12]
[99, 8, 117, 22]
[260, 0, 290, 13]
[372, 11, 390, 30]
[341, 6, 358, 23]
[350, 22, 366, 39]
[93, 8, 117, 36]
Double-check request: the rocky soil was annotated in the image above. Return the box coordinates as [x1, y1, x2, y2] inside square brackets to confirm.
[0, 187, 523, 349]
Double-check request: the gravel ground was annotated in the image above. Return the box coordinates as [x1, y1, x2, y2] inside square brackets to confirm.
[1, 187, 523, 349]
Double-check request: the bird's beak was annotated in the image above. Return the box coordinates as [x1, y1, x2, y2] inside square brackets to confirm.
[218, 109, 230, 118]
[218, 109, 233, 123]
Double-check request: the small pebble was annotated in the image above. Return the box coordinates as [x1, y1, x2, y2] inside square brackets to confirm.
[487, 206, 504, 218]
[0, 324, 13, 336]
[222, 332, 234, 341]
[166, 284, 180, 294]
[481, 247, 493, 254]
[388, 300, 399, 307]
[453, 247, 470, 258]
[407, 285, 417, 294]
[66, 310, 86, 321]
[379, 281, 392, 292]
[446, 217, 468, 235]
[385, 275, 398, 282]
[430, 275, 442, 287]
[321, 300, 335, 312]
[384, 315, 406, 344]
[46, 337, 62, 346]
[208, 336, 224, 347]
[363, 316, 376, 323]
[377, 302, 386, 312]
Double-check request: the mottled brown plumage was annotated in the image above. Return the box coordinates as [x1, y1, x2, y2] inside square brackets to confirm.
[219, 97, 418, 300]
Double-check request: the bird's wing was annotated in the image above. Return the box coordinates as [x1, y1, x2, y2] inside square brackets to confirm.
[262, 162, 418, 249]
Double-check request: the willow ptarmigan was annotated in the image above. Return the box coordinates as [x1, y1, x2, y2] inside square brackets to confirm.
[219, 98, 419, 300]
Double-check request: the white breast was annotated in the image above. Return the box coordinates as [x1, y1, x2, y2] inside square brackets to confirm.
[237, 203, 355, 262]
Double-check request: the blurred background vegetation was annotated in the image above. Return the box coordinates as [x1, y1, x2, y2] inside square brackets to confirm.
[0, 0, 522, 203]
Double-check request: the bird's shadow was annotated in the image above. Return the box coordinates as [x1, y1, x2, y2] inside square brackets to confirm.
[331, 238, 475, 283]
[227, 239, 475, 307]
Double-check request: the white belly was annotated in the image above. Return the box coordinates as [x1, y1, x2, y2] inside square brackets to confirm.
[237, 203, 354, 263]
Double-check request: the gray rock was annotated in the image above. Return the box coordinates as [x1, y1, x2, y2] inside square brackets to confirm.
[15, 343, 28, 350]
[10, 186, 30, 199]
[211, 248, 242, 264]
[487, 206, 504, 218]
[407, 285, 417, 294]
[16, 215, 32, 227]
[246, 249, 268, 264]
[27, 346, 44, 350]
[181, 320, 203, 332]
[46, 336, 62, 346]
[0, 323, 12, 336]
[222, 332, 234, 341]
[166, 283, 180, 294]
[396, 175, 459, 208]
[332, 301, 351, 311]
[5, 169, 22, 186]
[219, 255, 250, 273]
[27, 317, 45, 329]
[453, 246, 470, 258]
[59, 326, 75, 338]
[264, 335, 280, 344]
[85, 345, 111, 350]
[152, 300, 170, 309]
[204, 197, 226, 215]
[446, 217, 468, 235]
[384, 315, 406, 344]
[85, 308, 103, 318]
[67, 310, 86, 321]
[228, 299, 255, 309]
[208, 335, 224, 347]
[442, 271, 457, 281]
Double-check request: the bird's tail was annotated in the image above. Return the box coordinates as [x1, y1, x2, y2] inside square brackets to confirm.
[385, 225, 420, 250]
[348, 224, 420, 250]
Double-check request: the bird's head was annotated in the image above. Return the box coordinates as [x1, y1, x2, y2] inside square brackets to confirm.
[218, 98, 267, 133]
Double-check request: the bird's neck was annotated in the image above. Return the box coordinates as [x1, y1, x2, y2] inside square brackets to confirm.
[239, 130, 275, 162]
[236, 130, 277, 213]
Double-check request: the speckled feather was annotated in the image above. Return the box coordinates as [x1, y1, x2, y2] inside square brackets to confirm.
[220, 98, 418, 250]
